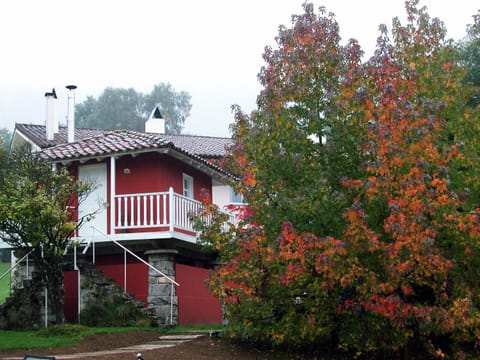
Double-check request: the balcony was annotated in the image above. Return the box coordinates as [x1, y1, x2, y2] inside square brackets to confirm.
[109, 188, 234, 243]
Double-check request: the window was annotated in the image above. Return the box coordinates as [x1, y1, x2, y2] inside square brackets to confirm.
[230, 187, 244, 204]
[183, 173, 194, 198]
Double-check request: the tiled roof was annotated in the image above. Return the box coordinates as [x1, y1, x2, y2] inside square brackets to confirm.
[38, 130, 174, 161]
[27, 128, 233, 178]
[159, 133, 233, 158]
[15, 123, 233, 158]
[15, 123, 104, 148]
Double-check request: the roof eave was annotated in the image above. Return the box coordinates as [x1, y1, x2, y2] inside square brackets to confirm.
[11, 128, 41, 153]
[46, 146, 233, 180]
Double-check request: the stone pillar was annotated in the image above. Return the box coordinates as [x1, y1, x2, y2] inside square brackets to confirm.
[145, 249, 178, 326]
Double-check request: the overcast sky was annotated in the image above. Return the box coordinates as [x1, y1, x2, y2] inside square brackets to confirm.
[0, 1, 478, 137]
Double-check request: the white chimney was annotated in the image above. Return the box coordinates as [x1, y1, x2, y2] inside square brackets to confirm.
[145, 105, 165, 134]
[45, 89, 57, 141]
[66, 85, 77, 143]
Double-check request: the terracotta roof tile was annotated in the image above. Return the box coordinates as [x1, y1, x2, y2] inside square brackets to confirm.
[39, 130, 173, 160]
[15, 123, 103, 148]
[159, 133, 233, 158]
[15, 123, 233, 158]
[28, 129, 231, 178]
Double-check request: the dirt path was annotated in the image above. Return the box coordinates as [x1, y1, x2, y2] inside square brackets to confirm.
[0, 331, 287, 360]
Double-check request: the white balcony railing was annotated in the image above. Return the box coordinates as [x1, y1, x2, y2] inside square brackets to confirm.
[114, 187, 234, 235]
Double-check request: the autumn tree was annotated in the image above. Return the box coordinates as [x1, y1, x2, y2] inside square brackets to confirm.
[0, 149, 96, 326]
[76, 83, 191, 133]
[224, 4, 366, 241]
[333, 1, 480, 355]
[198, 1, 480, 357]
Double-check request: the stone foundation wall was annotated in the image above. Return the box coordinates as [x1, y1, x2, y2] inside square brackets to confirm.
[0, 271, 45, 329]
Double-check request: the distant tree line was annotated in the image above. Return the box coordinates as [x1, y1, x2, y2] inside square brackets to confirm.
[76, 82, 192, 134]
[0, 128, 11, 150]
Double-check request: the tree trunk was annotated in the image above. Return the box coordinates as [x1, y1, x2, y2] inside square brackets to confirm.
[48, 271, 66, 325]
[38, 254, 66, 325]
[403, 341, 409, 360]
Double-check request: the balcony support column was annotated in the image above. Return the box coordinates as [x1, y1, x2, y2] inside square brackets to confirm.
[145, 249, 178, 326]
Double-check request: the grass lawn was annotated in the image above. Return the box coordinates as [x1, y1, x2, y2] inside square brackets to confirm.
[0, 262, 10, 303]
[0, 324, 218, 351]
[0, 325, 156, 350]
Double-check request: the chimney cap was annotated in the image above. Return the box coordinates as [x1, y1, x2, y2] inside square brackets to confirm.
[66, 85, 77, 90]
[44, 88, 57, 99]
[152, 107, 163, 119]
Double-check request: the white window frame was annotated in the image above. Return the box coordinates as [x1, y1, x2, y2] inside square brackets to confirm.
[183, 173, 194, 199]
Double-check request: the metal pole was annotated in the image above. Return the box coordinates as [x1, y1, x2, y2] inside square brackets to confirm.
[170, 283, 174, 325]
[66, 85, 77, 143]
[77, 268, 81, 323]
[124, 249, 127, 292]
[44, 287, 48, 328]
[74, 245, 81, 323]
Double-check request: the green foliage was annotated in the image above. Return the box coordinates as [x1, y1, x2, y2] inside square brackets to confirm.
[224, 2, 366, 240]
[0, 148, 97, 325]
[80, 296, 152, 327]
[76, 83, 192, 134]
[198, 1, 480, 358]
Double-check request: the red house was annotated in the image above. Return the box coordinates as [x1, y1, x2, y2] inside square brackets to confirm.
[8, 96, 238, 326]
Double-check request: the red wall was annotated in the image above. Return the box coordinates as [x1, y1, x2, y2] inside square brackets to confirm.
[115, 153, 212, 200]
[94, 254, 149, 303]
[64, 258, 222, 326]
[175, 264, 222, 326]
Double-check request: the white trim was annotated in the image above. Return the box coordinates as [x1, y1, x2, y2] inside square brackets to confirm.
[11, 130, 41, 153]
[182, 173, 194, 199]
[74, 230, 198, 244]
[110, 156, 116, 236]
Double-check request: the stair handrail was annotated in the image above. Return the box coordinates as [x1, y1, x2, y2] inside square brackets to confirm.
[0, 250, 33, 281]
[80, 220, 96, 257]
[88, 225, 179, 286]
[85, 225, 179, 325]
